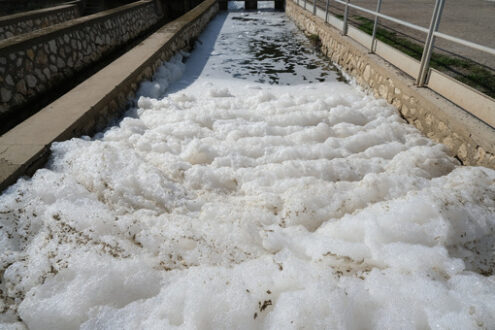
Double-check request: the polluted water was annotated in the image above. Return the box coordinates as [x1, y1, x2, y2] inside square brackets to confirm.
[1, 1, 495, 329]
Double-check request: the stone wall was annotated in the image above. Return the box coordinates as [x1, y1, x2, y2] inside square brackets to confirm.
[0, 0, 161, 124]
[0, 0, 218, 192]
[0, 3, 80, 41]
[286, 0, 495, 169]
[81, 0, 218, 136]
[78, 0, 219, 137]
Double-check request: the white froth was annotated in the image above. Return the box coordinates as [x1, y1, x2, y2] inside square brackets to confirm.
[1, 6, 495, 330]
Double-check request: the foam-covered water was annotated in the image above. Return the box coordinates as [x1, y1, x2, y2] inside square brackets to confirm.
[1, 4, 495, 330]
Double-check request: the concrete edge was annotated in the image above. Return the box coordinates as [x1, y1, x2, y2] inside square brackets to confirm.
[0, 0, 219, 193]
[286, 0, 495, 168]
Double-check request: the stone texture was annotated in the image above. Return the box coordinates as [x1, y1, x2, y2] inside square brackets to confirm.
[5, 75, 13, 86]
[1, 88, 12, 102]
[25, 75, 37, 88]
[26, 49, 35, 60]
[0, 0, 161, 121]
[16, 80, 27, 95]
[48, 40, 57, 53]
[0, 0, 219, 192]
[0, 4, 80, 41]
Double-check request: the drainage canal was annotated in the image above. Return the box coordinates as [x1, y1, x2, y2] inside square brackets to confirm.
[1, 2, 495, 329]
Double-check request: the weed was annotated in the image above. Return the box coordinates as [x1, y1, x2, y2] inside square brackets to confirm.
[308, 33, 321, 45]
[352, 16, 495, 98]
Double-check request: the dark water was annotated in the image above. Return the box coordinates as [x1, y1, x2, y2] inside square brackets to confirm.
[203, 3, 346, 85]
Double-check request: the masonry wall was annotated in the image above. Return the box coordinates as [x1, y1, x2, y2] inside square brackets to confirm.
[82, 0, 219, 136]
[0, 0, 161, 123]
[286, 0, 495, 169]
[0, 0, 218, 192]
[0, 3, 81, 41]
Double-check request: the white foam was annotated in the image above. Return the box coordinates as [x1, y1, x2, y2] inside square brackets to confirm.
[1, 7, 495, 330]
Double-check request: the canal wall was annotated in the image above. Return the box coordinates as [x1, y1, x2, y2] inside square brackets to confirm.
[0, 2, 81, 41]
[0, 0, 218, 192]
[286, 0, 495, 169]
[0, 0, 162, 128]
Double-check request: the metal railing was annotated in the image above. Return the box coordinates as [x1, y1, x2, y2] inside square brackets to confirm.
[307, 0, 495, 88]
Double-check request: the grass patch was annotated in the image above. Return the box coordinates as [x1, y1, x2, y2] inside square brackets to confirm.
[307, 33, 321, 45]
[353, 16, 495, 98]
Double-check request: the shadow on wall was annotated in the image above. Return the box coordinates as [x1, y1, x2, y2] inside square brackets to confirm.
[0, 0, 164, 134]
[84, 0, 208, 20]
[0, 0, 208, 134]
[0, 0, 71, 15]
[161, 0, 206, 20]
[0, 0, 137, 16]
[0, 0, 206, 20]
[167, 10, 227, 94]
[83, 0, 136, 15]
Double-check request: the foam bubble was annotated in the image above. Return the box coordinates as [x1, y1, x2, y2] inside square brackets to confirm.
[1, 7, 495, 330]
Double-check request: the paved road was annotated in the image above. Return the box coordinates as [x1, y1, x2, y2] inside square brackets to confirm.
[329, 0, 495, 68]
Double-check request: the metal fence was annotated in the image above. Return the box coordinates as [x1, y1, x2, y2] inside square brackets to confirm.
[305, 0, 495, 88]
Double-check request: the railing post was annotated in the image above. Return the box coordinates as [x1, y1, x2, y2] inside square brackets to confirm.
[325, 0, 329, 22]
[342, 0, 350, 35]
[304, 0, 307, 10]
[370, 0, 382, 53]
[416, 0, 445, 87]
[313, 0, 316, 14]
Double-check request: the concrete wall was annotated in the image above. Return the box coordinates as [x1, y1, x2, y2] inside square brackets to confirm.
[0, 2, 81, 41]
[0, 0, 161, 125]
[286, 0, 495, 169]
[0, 0, 218, 192]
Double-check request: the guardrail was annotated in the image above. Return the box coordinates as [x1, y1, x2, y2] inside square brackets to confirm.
[333, 0, 495, 86]
[295, 0, 495, 128]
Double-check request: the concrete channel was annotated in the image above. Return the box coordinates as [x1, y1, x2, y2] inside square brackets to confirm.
[0, 1, 495, 328]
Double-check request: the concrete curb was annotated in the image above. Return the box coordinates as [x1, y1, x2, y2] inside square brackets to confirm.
[0, 0, 219, 193]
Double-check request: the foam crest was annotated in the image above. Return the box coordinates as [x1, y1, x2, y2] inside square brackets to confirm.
[1, 7, 495, 330]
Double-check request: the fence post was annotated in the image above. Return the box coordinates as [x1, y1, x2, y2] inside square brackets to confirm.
[342, 0, 350, 35]
[325, 0, 329, 22]
[313, 0, 317, 14]
[416, 0, 445, 86]
[370, 0, 382, 53]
